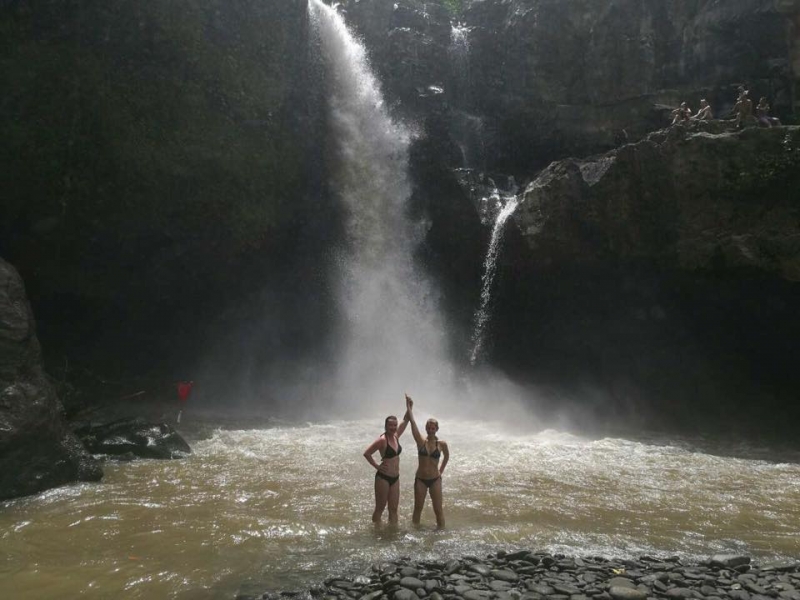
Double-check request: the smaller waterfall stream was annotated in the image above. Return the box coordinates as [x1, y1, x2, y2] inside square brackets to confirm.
[469, 190, 520, 365]
[450, 23, 471, 85]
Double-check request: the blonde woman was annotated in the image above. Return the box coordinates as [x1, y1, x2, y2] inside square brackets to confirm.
[404, 394, 449, 528]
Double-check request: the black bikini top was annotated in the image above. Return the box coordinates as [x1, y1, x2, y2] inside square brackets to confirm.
[382, 436, 401, 458]
[418, 441, 440, 460]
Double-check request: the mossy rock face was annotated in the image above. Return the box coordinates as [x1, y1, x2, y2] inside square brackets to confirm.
[516, 126, 800, 280]
[1, 0, 328, 378]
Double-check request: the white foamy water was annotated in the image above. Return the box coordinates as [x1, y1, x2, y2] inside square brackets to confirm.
[470, 195, 520, 364]
[2, 417, 799, 599]
[309, 0, 455, 414]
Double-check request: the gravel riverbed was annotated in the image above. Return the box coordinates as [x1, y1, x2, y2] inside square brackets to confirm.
[240, 552, 800, 600]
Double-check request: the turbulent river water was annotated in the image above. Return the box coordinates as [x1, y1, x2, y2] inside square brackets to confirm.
[2, 414, 799, 600]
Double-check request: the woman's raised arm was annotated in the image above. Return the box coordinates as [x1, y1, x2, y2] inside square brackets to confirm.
[397, 397, 411, 438]
[405, 394, 424, 445]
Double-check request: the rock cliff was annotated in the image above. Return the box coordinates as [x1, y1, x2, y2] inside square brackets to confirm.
[516, 126, 800, 280]
[341, 0, 798, 172]
[0, 259, 102, 501]
[0, 0, 334, 403]
[481, 126, 800, 433]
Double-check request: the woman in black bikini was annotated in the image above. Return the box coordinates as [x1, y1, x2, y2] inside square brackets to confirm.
[363, 410, 410, 525]
[405, 394, 449, 528]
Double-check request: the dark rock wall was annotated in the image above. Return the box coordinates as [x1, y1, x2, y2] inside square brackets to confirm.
[341, 0, 797, 173]
[486, 127, 800, 434]
[0, 0, 337, 403]
[0, 259, 102, 500]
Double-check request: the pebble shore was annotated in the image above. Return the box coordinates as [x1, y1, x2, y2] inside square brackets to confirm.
[240, 552, 800, 600]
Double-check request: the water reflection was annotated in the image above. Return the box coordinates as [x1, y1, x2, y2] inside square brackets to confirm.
[1, 418, 799, 600]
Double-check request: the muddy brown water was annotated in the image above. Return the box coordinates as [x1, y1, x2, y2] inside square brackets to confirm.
[2, 417, 799, 599]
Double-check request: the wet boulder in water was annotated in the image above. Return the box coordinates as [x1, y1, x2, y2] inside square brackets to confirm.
[0, 258, 102, 501]
[76, 418, 191, 459]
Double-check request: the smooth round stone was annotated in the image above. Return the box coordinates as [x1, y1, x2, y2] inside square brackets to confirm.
[394, 590, 418, 600]
[506, 551, 534, 561]
[455, 585, 475, 595]
[491, 581, 513, 591]
[401, 568, 421, 578]
[608, 579, 637, 590]
[712, 557, 751, 569]
[471, 565, 493, 577]
[664, 589, 695, 599]
[492, 570, 520, 583]
[608, 587, 647, 600]
[528, 584, 556, 595]
[464, 591, 495, 600]
[553, 586, 581, 596]
[400, 578, 425, 590]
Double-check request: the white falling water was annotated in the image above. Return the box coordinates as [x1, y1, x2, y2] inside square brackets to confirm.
[450, 23, 470, 81]
[309, 0, 452, 414]
[449, 24, 485, 168]
[469, 194, 519, 365]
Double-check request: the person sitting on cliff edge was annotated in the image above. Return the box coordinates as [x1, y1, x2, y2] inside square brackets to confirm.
[691, 99, 713, 121]
[731, 89, 754, 129]
[671, 102, 692, 125]
[756, 96, 781, 128]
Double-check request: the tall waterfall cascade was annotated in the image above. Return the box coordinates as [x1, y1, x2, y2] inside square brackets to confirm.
[469, 186, 520, 365]
[309, 0, 452, 412]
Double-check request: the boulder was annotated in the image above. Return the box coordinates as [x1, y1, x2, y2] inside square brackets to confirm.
[515, 126, 800, 281]
[0, 258, 102, 501]
[76, 417, 191, 459]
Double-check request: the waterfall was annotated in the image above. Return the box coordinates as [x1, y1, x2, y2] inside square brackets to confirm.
[448, 23, 485, 168]
[309, 0, 451, 412]
[450, 23, 471, 87]
[469, 192, 519, 365]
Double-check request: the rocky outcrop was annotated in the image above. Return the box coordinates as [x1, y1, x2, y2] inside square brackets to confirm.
[76, 418, 191, 460]
[0, 258, 102, 501]
[470, 126, 800, 434]
[515, 126, 800, 281]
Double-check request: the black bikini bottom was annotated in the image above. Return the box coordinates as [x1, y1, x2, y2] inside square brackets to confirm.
[415, 476, 441, 489]
[375, 471, 399, 486]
